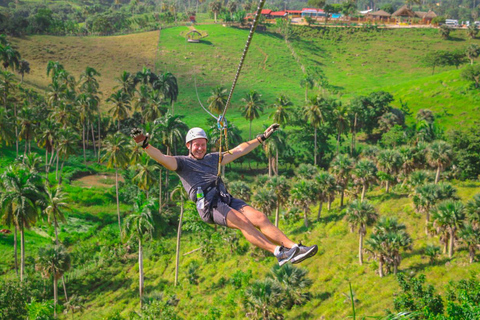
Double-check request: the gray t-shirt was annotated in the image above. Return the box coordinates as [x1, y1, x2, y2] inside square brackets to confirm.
[175, 153, 225, 202]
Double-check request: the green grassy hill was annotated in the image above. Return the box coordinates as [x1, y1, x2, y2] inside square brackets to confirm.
[11, 25, 480, 133]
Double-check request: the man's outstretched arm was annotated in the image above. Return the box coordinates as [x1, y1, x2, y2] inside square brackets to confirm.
[221, 123, 279, 165]
[131, 128, 178, 171]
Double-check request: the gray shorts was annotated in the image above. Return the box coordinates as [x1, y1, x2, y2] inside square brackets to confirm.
[197, 197, 248, 226]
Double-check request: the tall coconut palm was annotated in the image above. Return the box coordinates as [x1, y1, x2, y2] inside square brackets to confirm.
[46, 61, 65, 81]
[0, 43, 21, 71]
[101, 132, 129, 231]
[426, 140, 452, 184]
[330, 154, 354, 207]
[300, 74, 314, 102]
[332, 101, 350, 154]
[376, 149, 402, 193]
[207, 85, 227, 115]
[107, 90, 132, 131]
[133, 153, 159, 199]
[314, 171, 336, 215]
[171, 183, 188, 286]
[269, 95, 293, 127]
[353, 159, 377, 201]
[36, 119, 58, 177]
[1, 165, 43, 281]
[431, 200, 466, 258]
[153, 113, 188, 156]
[143, 90, 168, 123]
[41, 184, 69, 245]
[153, 72, 178, 115]
[76, 93, 94, 164]
[79, 66, 101, 94]
[57, 128, 79, 185]
[125, 195, 155, 308]
[290, 179, 315, 227]
[458, 224, 480, 263]
[266, 176, 290, 227]
[241, 90, 264, 139]
[346, 200, 378, 265]
[303, 96, 325, 166]
[36, 244, 71, 318]
[114, 70, 137, 97]
[264, 128, 286, 176]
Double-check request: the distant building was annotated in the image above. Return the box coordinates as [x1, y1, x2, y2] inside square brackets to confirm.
[366, 10, 391, 20]
[270, 11, 288, 19]
[301, 8, 326, 18]
[286, 10, 302, 18]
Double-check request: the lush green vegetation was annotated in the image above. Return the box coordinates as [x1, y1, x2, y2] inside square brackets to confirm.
[1, 20, 480, 320]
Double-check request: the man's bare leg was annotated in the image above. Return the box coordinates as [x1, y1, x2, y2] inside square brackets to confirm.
[239, 206, 296, 248]
[226, 208, 277, 253]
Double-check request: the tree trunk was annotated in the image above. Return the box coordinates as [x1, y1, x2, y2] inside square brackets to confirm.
[386, 180, 390, 193]
[54, 275, 58, 318]
[275, 149, 279, 176]
[97, 112, 101, 163]
[115, 167, 121, 232]
[14, 226, 18, 276]
[20, 224, 25, 282]
[340, 189, 344, 207]
[59, 161, 65, 185]
[54, 217, 59, 245]
[317, 201, 323, 220]
[62, 276, 68, 303]
[469, 248, 475, 264]
[314, 127, 317, 166]
[82, 122, 86, 165]
[159, 169, 163, 214]
[14, 104, 18, 157]
[91, 123, 97, 159]
[275, 200, 280, 228]
[361, 184, 366, 202]
[139, 239, 144, 308]
[303, 206, 309, 228]
[379, 260, 384, 278]
[359, 233, 363, 265]
[175, 202, 184, 286]
[56, 150, 59, 181]
[448, 229, 454, 258]
[351, 113, 357, 154]
[328, 200, 332, 210]
[435, 166, 441, 184]
[45, 148, 49, 179]
[268, 155, 272, 177]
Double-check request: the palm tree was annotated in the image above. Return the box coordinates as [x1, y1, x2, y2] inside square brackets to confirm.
[133, 153, 159, 199]
[314, 171, 336, 215]
[17, 59, 30, 83]
[79, 66, 101, 94]
[229, 181, 251, 202]
[330, 154, 354, 207]
[426, 140, 453, 184]
[1, 165, 43, 281]
[42, 184, 69, 245]
[458, 224, 480, 263]
[57, 128, 79, 185]
[353, 159, 377, 201]
[413, 183, 440, 230]
[36, 244, 71, 318]
[264, 128, 286, 176]
[134, 84, 151, 123]
[0, 180, 18, 275]
[46, 61, 65, 81]
[466, 193, 480, 227]
[465, 44, 480, 65]
[153, 113, 188, 156]
[36, 119, 58, 177]
[365, 233, 388, 277]
[300, 74, 314, 102]
[424, 244, 441, 264]
[269, 95, 293, 126]
[466, 24, 479, 40]
[431, 200, 466, 258]
[101, 132, 129, 231]
[171, 183, 188, 286]
[252, 189, 277, 219]
[153, 72, 178, 115]
[303, 96, 326, 166]
[332, 101, 350, 154]
[207, 86, 227, 115]
[266, 176, 290, 227]
[0, 43, 21, 71]
[290, 179, 315, 227]
[244, 278, 284, 319]
[266, 264, 312, 309]
[209, 1, 222, 23]
[0, 107, 13, 147]
[17, 106, 36, 157]
[241, 90, 265, 139]
[346, 200, 378, 265]
[107, 90, 132, 131]
[124, 196, 154, 307]
[114, 70, 137, 97]
[376, 149, 402, 193]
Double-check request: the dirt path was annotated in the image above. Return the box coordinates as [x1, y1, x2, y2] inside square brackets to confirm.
[73, 174, 124, 188]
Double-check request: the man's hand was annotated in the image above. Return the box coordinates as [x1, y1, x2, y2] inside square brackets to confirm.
[257, 123, 280, 142]
[131, 128, 149, 148]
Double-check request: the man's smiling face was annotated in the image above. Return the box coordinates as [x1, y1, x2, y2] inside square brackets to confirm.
[188, 138, 208, 160]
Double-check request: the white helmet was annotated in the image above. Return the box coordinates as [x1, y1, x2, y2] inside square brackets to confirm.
[185, 127, 208, 144]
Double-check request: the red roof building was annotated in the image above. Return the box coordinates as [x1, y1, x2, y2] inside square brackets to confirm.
[270, 11, 288, 17]
[261, 9, 272, 15]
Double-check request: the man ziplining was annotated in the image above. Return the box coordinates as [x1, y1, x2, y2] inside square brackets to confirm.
[131, 124, 318, 266]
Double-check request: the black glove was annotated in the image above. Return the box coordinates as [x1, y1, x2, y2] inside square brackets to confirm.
[257, 123, 280, 142]
[131, 128, 149, 149]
